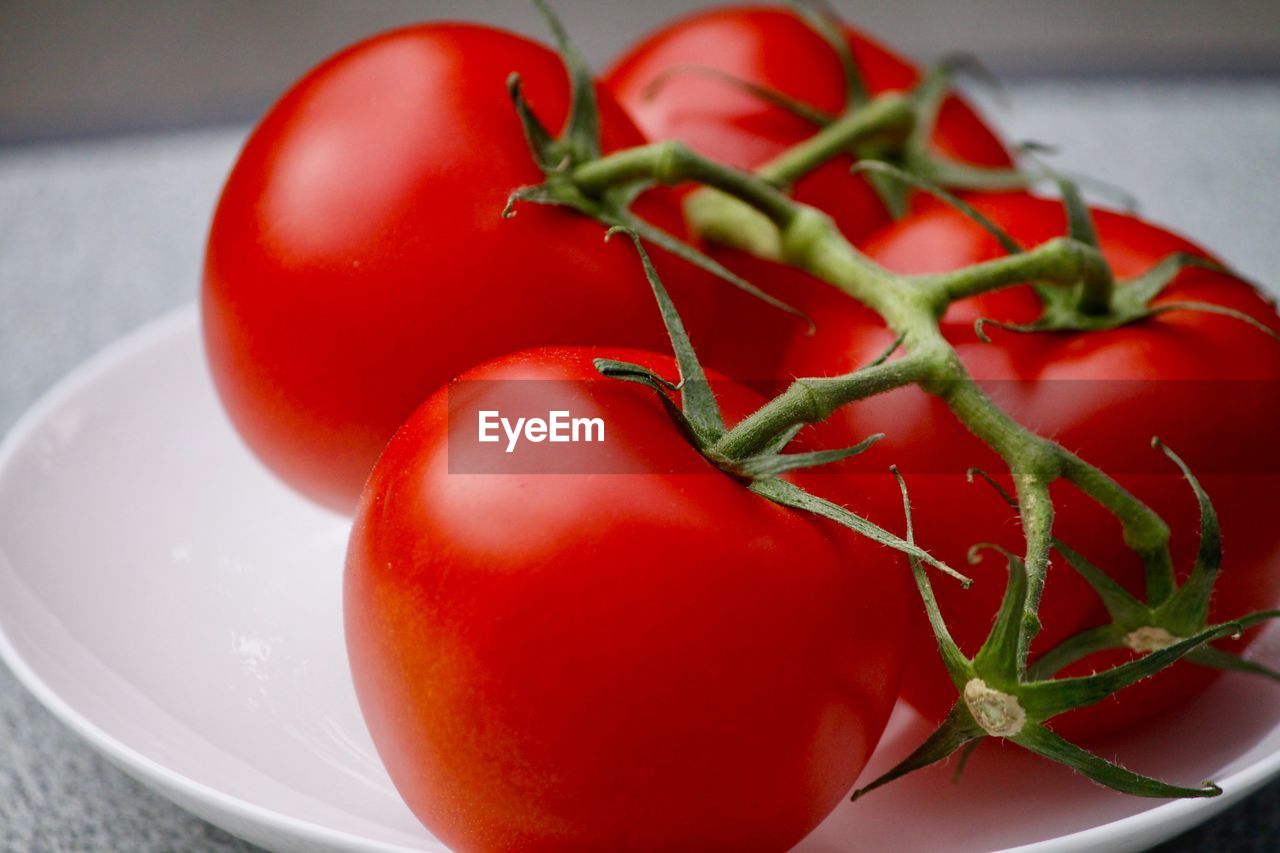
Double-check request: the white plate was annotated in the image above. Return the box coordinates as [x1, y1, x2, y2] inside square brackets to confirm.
[1, 305, 1278, 853]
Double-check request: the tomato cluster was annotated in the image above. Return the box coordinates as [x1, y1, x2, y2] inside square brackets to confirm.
[202, 4, 1280, 850]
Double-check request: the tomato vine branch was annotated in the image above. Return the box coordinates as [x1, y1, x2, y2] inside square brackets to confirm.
[511, 0, 1275, 799]
[570, 135, 1177, 669]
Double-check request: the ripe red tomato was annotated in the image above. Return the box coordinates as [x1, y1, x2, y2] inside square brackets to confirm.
[203, 24, 717, 513]
[603, 4, 1010, 383]
[786, 193, 1280, 740]
[345, 346, 910, 851]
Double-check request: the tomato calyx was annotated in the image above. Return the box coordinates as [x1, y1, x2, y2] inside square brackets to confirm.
[505, 1, 807, 323]
[642, 1, 1026, 218]
[861, 164, 1279, 343]
[1011, 441, 1280, 686]
[961, 175, 1280, 343]
[851, 471, 1240, 802]
[973, 248, 1280, 344]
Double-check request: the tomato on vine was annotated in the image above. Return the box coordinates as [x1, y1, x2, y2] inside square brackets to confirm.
[202, 23, 722, 513]
[788, 192, 1280, 740]
[344, 345, 912, 852]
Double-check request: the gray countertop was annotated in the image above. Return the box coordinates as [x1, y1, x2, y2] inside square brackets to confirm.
[1, 80, 1278, 851]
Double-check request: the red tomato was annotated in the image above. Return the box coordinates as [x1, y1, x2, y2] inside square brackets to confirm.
[203, 24, 717, 513]
[788, 193, 1280, 740]
[345, 346, 910, 851]
[603, 4, 1010, 382]
[604, 4, 1009, 241]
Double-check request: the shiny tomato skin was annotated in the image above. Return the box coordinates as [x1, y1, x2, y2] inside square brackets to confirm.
[603, 4, 1010, 382]
[799, 193, 1280, 740]
[344, 346, 910, 852]
[203, 24, 717, 514]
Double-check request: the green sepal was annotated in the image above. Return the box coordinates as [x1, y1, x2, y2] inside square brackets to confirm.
[970, 544, 1030, 683]
[850, 705, 982, 801]
[1026, 624, 1125, 682]
[1051, 539, 1150, 627]
[850, 161, 1022, 255]
[971, 239, 1279, 342]
[1149, 438, 1220, 633]
[788, 0, 915, 217]
[531, 0, 599, 163]
[592, 358, 678, 392]
[607, 208, 812, 328]
[506, 0, 602, 174]
[999, 444, 1280, 687]
[1121, 252, 1225, 305]
[507, 73, 563, 173]
[916, 157, 1028, 193]
[751, 477, 972, 586]
[605, 228, 725, 442]
[1187, 644, 1280, 683]
[1052, 171, 1101, 250]
[1012, 724, 1221, 799]
[900, 56, 1026, 196]
[592, 358, 702, 448]
[786, 0, 868, 108]
[862, 167, 912, 220]
[725, 433, 883, 479]
[866, 331, 908, 367]
[1020, 620, 1245, 718]
[505, 189, 812, 328]
[641, 63, 834, 127]
[1146, 302, 1280, 342]
[503, 182, 575, 219]
[758, 423, 807, 457]
[512, 2, 814, 325]
[892, 468, 973, 682]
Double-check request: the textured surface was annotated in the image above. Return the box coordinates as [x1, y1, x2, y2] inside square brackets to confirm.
[1, 80, 1278, 851]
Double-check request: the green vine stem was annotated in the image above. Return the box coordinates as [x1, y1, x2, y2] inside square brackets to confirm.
[753, 92, 915, 187]
[569, 141, 1169, 671]
[511, 0, 1275, 798]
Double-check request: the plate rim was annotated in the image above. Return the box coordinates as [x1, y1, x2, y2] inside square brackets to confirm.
[0, 305, 431, 853]
[0, 304, 1277, 852]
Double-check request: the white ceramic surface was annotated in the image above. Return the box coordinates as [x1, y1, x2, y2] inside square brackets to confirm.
[1, 306, 1278, 853]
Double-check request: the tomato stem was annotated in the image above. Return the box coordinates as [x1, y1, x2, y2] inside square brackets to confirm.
[916, 236, 1106, 306]
[711, 350, 937, 459]
[755, 91, 915, 186]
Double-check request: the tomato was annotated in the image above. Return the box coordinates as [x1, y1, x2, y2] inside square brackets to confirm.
[603, 4, 1010, 383]
[203, 24, 718, 513]
[784, 192, 1280, 740]
[605, 4, 1009, 241]
[344, 346, 910, 851]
